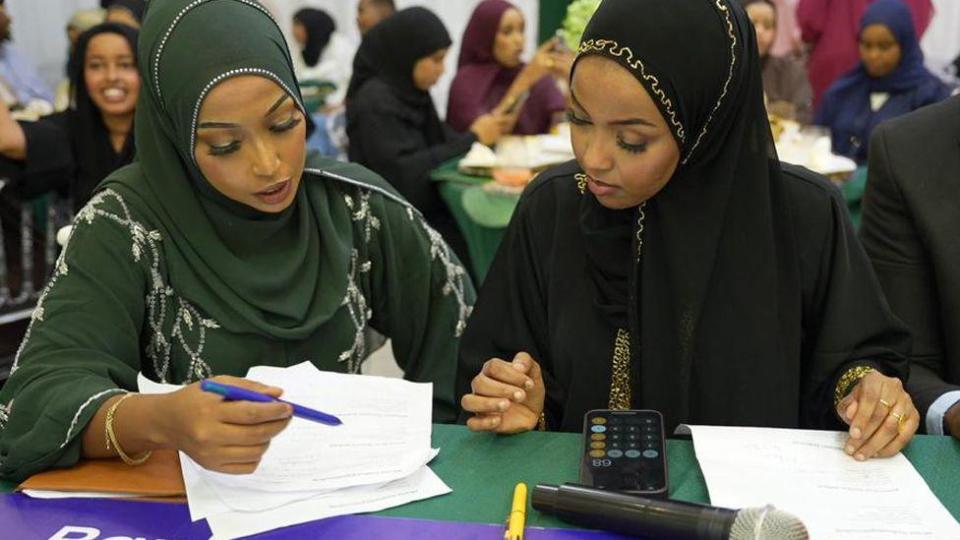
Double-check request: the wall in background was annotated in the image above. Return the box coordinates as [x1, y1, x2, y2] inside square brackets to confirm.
[7, 0, 545, 117]
[261, 0, 539, 117]
[6, 0, 98, 91]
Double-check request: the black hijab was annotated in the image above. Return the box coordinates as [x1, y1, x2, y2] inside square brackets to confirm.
[293, 8, 335, 68]
[68, 22, 139, 210]
[346, 7, 451, 143]
[346, 7, 451, 104]
[575, 0, 797, 428]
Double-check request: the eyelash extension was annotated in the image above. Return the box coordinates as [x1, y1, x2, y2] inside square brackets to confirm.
[208, 141, 241, 156]
[617, 138, 647, 154]
[566, 109, 590, 125]
[207, 116, 303, 156]
[567, 109, 646, 154]
[269, 116, 302, 133]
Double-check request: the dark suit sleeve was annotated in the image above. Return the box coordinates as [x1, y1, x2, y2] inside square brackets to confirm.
[860, 124, 960, 429]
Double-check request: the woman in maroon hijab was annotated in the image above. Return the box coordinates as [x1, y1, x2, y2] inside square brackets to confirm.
[446, 0, 568, 135]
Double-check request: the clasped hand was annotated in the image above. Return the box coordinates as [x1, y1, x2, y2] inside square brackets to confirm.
[836, 371, 918, 460]
[461, 352, 545, 434]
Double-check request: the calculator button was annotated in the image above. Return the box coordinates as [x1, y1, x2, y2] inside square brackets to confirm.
[607, 449, 624, 458]
[591, 417, 607, 425]
[591, 433, 606, 441]
[642, 449, 660, 459]
[590, 441, 606, 449]
[591, 425, 607, 433]
[624, 449, 641, 458]
[589, 450, 606, 458]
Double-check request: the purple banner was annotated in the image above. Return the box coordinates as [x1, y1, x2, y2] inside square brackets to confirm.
[0, 493, 631, 539]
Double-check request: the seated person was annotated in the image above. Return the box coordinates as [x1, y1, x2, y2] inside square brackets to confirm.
[105, 0, 145, 29]
[55, 8, 107, 111]
[458, 0, 918, 464]
[797, 0, 933, 109]
[447, 0, 567, 136]
[346, 7, 505, 269]
[357, 0, 395, 36]
[740, 0, 813, 123]
[814, 0, 950, 164]
[0, 0, 53, 112]
[0, 23, 138, 212]
[291, 8, 353, 109]
[0, 0, 474, 482]
[860, 95, 960, 439]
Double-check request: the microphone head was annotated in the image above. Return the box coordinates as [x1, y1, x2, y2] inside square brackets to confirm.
[729, 505, 809, 540]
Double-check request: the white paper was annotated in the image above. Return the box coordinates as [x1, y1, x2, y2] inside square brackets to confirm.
[205, 464, 451, 540]
[200, 362, 434, 497]
[686, 425, 960, 539]
[21, 490, 144, 499]
[179, 447, 441, 521]
[137, 363, 450, 538]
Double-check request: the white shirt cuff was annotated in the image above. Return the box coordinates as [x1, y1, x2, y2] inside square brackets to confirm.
[925, 391, 960, 435]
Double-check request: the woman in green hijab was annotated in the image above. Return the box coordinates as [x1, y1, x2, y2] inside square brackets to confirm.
[0, 0, 474, 481]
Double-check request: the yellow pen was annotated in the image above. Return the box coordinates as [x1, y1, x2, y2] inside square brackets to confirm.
[505, 482, 527, 540]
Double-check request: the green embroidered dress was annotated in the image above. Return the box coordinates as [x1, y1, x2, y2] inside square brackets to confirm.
[0, 0, 474, 482]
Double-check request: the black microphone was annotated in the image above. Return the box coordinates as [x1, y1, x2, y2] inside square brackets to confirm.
[531, 483, 808, 540]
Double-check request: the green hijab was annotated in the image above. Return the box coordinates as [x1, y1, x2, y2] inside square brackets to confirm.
[98, 0, 353, 340]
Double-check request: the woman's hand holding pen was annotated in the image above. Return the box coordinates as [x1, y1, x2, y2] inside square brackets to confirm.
[462, 352, 545, 434]
[836, 371, 919, 460]
[154, 375, 293, 474]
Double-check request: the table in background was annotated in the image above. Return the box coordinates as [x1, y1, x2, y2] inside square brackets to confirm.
[430, 159, 871, 283]
[431, 159, 519, 282]
[3, 424, 959, 534]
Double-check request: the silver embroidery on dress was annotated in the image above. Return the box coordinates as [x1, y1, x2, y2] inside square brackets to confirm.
[351, 191, 381, 243]
[338, 250, 373, 373]
[60, 388, 126, 448]
[13, 190, 221, 385]
[0, 399, 10, 431]
[409, 210, 472, 337]
[335, 184, 473, 369]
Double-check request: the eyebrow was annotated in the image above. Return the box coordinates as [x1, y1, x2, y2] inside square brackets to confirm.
[570, 91, 657, 128]
[197, 94, 291, 130]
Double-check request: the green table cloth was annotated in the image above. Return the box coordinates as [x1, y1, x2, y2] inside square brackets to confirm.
[5, 424, 959, 529]
[431, 159, 519, 282]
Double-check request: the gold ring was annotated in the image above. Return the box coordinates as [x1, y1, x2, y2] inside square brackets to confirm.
[879, 398, 892, 408]
[546, 58, 555, 69]
[890, 411, 905, 430]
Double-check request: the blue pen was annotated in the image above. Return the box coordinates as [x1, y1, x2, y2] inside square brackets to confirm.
[200, 380, 342, 426]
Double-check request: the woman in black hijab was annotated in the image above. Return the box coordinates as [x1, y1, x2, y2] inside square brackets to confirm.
[459, 0, 919, 462]
[293, 8, 335, 69]
[346, 7, 504, 269]
[0, 23, 138, 212]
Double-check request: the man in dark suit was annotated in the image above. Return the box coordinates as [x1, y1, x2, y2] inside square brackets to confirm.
[861, 94, 960, 439]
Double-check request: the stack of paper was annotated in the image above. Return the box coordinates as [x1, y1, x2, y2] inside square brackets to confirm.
[139, 362, 451, 539]
[683, 425, 960, 539]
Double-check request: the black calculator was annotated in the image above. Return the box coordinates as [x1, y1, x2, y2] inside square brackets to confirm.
[579, 409, 669, 498]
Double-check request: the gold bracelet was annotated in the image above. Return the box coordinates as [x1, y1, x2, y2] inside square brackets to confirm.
[834, 366, 877, 408]
[105, 393, 152, 466]
[537, 412, 547, 432]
